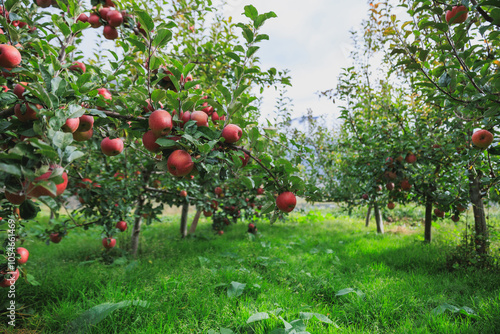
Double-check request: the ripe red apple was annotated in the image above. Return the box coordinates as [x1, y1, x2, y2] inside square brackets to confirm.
[36, 0, 51, 7]
[446, 5, 468, 24]
[88, 14, 101, 28]
[5, 191, 25, 205]
[27, 165, 68, 198]
[203, 210, 213, 217]
[405, 153, 417, 164]
[149, 109, 172, 136]
[76, 178, 93, 188]
[257, 188, 264, 195]
[99, 7, 111, 18]
[61, 118, 80, 133]
[434, 208, 445, 218]
[73, 128, 93, 141]
[76, 13, 88, 23]
[114, 172, 125, 180]
[116, 221, 127, 232]
[471, 129, 493, 148]
[190, 110, 208, 127]
[97, 87, 112, 101]
[240, 152, 250, 167]
[215, 187, 223, 196]
[142, 130, 160, 153]
[50, 232, 62, 243]
[77, 114, 94, 132]
[103, 25, 118, 40]
[201, 102, 214, 115]
[0, 269, 19, 287]
[16, 247, 29, 264]
[102, 237, 116, 249]
[217, 230, 224, 235]
[69, 61, 86, 73]
[106, 10, 123, 27]
[167, 150, 194, 177]
[386, 182, 395, 191]
[0, 44, 21, 68]
[189, 25, 195, 33]
[101, 137, 124, 156]
[276, 191, 296, 213]
[387, 202, 395, 210]
[14, 103, 40, 122]
[451, 215, 460, 222]
[376, 185, 383, 192]
[179, 190, 187, 197]
[13, 82, 28, 99]
[362, 193, 369, 200]
[401, 179, 411, 191]
[457, 205, 466, 212]
[221, 124, 242, 143]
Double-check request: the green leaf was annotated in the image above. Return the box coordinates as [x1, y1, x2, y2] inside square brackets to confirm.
[335, 288, 365, 298]
[0, 163, 21, 176]
[152, 29, 172, 48]
[135, 10, 154, 33]
[64, 300, 150, 334]
[244, 5, 258, 20]
[52, 131, 73, 149]
[299, 312, 338, 326]
[237, 23, 254, 43]
[151, 89, 166, 103]
[247, 312, 269, 323]
[226, 52, 241, 63]
[26, 274, 41, 286]
[227, 281, 246, 298]
[241, 176, 255, 189]
[260, 202, 275, 214]
[246, 46, 260, 58]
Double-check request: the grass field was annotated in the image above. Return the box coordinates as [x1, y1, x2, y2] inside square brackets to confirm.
[1, 209, 500, 333]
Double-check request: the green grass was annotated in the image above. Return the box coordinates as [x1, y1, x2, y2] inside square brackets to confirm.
[1, 210, 500, 333]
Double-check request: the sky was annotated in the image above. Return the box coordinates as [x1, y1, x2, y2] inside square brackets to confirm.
[223, 0, 369, 128]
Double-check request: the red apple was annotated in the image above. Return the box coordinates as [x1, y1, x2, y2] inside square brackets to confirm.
[149, 109, 172, 136]
[142, 130, 161, 152]
[401, 179, 412, 191]
[446, 5, 468, 24]
[217, 230, 224, 235]
[102, 237, 116, 249]
[103, 25, 118, 40]
[27, 165, 68, 198]
[0, 269, 19, 287]
[50, 232, 62, 243]
[73, 128, 93, 141]
[61, 118, 80, 133]
[77, 114, 94, 132]
[203, 210, 213, 217]
[166, 150, 194, 177]
[13, 82, 28, 99]
[387, 202, 395, 210]
[190, 110, 208, 127]
[179, 190, 187, 197]
[405, 153, 416, 164]
[215, 187, 223, 196]
[457, 205, 466, 212]
[114, 172, 125, 180]
[101, 137, 124, 156]
[16, 247, 29, 264]
[434, 208, 445, 218]
[201, 102, 214, 115]
[451, 215, 460, 222]
[386, 182, 395, 191]
[240, 152, 250, 167]
[221, 124, 242, 143]
[276, 191, 296, 213]
[97, 87, 112, 101]
[99, 7, 111, 18]
[106, 10, 123, 27]
[36, 0, 51, 8]
[76, 13, 88, 23]
[472, 129, 493, 148]
[116, 221, 127, 232]
[257, 188, 264, 195]
[14, 103, 40, 122]
[76, 178, 93, 188]
[180, 111, 191, 126]
[69, 61, 86, 73]
[88, 14, 101, 28]
[362, 193, 369, 200]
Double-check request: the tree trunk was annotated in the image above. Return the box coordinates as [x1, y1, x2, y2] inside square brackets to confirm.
[180, 202, 189, 238]
[188, 209, 202, 234]
[131, 196, 144, 258]
[469, 173, 489, 254]
[424, 195, 433, 243]
[365, 205, 372, 227]
[374, 202, 384, 234]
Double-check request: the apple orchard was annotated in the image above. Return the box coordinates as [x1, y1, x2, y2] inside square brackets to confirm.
[1, 0, 500, 299]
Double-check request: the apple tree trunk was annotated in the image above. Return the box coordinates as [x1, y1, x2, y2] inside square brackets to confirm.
[469, 173, 489, 254]
[374, 202, 384, 234]
[365, 205, 372, 227]
[188, 209, 202, 234]
[180, 202, 189, 238]
[424, 196, 432, 243]
[131, 196, 144, 258]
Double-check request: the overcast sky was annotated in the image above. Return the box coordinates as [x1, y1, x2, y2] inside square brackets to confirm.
[223, 0, 369, 127]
